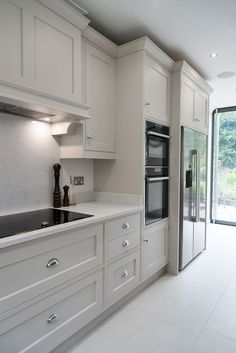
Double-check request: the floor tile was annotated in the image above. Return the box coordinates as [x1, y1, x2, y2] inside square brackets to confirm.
[190, 329, 236, 353]
[206, 297, 236, 341]
[223, 273, 236, 301]
[68, 314, 201, 353]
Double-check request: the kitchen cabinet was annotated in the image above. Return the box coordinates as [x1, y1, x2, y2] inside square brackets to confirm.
[59, 36, 117, 159]
[141, 220, 168, 280]
[107, 250, 140, 305]
[0, 224, 103, 316]
[144, 54, 170, 124]
[85, 42, 116, 153]
[0, 0, 88, 104]
[181, 74, 209, 133]
[169, 60, 212, 274]
[0, 210, 145, 353]
[0, 270, 103, 353]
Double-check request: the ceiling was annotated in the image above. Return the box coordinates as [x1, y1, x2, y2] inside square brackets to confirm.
[75, 0, 236, 111]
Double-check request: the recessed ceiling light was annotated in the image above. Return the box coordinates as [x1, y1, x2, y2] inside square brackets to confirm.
[43, 117, 51, 122]
[209, 52, 218, 58]
[217, 71, 236, 79]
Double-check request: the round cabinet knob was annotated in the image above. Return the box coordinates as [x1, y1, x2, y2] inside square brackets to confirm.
[122, 223, 130, 230]
[145, 100, 151, 107]
[87, 135, 93, 142]
[121, 270, 129, 279]
[47, 258, 59, 268]
[143, 238, 149, 243]
[47, 313, 59, 324]
[122, 240, 130, 248]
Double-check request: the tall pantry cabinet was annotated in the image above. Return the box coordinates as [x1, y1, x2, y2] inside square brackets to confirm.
[169, 61, 213, 274]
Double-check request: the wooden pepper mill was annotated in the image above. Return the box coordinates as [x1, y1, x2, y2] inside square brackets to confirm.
[53, 163, 61, 208]
[63, 185, 70, 207]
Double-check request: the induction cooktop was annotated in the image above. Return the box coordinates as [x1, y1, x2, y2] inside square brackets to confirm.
[0, 208, 93, 239]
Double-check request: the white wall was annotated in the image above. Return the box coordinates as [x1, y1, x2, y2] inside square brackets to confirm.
[0, 114, 60, 214]
[0, 114, 94, 214]
[60, 159, 94, 202]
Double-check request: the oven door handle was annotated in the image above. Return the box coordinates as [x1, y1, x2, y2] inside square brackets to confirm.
[147, 131, 170, 139]
[146, 177, 170, 182]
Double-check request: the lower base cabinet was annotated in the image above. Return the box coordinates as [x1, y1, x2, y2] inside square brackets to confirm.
[107, 250, 140, 305]
[141, 221, 168, 280]
[0, 212, 170, 352]
[0, 270, 103, 353]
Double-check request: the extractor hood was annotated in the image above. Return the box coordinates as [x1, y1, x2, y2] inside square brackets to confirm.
[0, 79, 91, 125]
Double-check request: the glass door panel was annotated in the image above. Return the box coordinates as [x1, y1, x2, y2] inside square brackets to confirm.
[211, 107, 236, 225]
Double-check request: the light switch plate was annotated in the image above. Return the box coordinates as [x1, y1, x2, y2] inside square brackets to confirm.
[73, 176, 84, 185]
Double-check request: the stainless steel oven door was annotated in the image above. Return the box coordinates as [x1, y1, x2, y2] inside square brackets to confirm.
[145, 176, 169, 225]
[146, 131, 169, 166]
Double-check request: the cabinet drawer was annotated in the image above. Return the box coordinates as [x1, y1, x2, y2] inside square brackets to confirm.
[0, 270, 103, 353]
[0, 224, 103, 314]
[107, 230, 141, 260]
[107, 251, 140, 305]
[107, 213, 140, 240]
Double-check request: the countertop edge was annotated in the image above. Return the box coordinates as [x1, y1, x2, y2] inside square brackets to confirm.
[0, 202, 144, 250]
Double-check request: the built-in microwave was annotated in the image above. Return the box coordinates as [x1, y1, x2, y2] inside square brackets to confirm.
[145, 121, 170, 167]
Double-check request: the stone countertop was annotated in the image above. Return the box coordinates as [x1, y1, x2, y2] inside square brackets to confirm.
[0, 202, 144, 249]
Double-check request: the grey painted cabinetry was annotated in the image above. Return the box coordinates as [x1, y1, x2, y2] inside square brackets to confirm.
[0, 224, 104, 353]
[0, 212, 150, 353]
[0, 210, 168, 352]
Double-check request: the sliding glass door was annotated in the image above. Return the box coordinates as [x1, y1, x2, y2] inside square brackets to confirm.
[211, 107, 236, 226]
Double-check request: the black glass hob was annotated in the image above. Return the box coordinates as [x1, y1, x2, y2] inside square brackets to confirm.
[0, 208, 93, 239]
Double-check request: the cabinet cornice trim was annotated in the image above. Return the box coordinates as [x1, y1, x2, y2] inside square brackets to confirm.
[36, 0, 90, 30]
[173, 60, 213, 94]
[82, 27, 118, 58]
[117, 36, 174, 70]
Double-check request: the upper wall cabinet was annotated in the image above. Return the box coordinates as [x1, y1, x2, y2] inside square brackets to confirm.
[0, 0, 89, 104]
[30, 1, 82, 101]
[181, 74, 209, 133]
[58, 31, 117, 159]
[144, 54, 170, 125]
[85, 42, 116, 153]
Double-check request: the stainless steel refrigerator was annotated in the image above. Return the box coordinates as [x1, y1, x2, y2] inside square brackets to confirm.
[179, 127, 207, 270]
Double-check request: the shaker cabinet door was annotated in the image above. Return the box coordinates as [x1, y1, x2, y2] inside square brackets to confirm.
[142, 221, 168, 280]
[181, 76, 195, 127]
[0, 0, 82, 102]
[181, 75, 209, 133]
[85, 42, 116, 153]
[195, 89, 209, 132]
[144, 54, 170, 124]
[0, 0, 32, 84]
[30, 1, 82, 101]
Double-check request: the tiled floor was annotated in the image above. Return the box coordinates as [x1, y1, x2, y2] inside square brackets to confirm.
[67, 223, 236, 353]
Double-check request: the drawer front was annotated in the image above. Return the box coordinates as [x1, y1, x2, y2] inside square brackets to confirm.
[107, 251, 140, 305]
[0, 224, 103, 314]
[0, 270, 103, 353]
[107, 213, 140, 240]
[107, 230, 141, 261]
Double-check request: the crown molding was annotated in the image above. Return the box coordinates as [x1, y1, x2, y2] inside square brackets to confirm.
[173, 60, 213, 94]
[37, 0, 90, 30]
[82, 27, 118, 57]
[117, 36, 174, 70]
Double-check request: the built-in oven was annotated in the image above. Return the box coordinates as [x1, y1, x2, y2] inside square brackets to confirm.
[145, 166, 169, 225]
[146, 121, 170, 167]
[145, 121, 170, 226]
